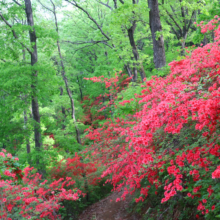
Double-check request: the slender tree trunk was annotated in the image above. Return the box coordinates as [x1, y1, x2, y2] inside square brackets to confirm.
[116, 0, 145, 82]
[24, 110, 31, 166]
[77, 75, 83, 101]
[124, 64, 135, 82]
[127, 21, 146, 82]
[181, 33, 187, 55]
[148, 0, 166, 69]
[22, 48, 31, 164]
[113, 0, 117, 9]
[132, 66, 138, 82]
[24, 110, 31, 154]
[48, 0, 89, 201]
[59, 87, 67, 130]
[51, 1, 81, 143]
[24, 0, 44, 175]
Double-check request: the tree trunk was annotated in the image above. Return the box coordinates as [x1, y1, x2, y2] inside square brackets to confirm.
[49, 0, 89, 200]
[77, 75, 83, 101]
[181, 33, 187, 55]
[24, 0, 44, 175]
[59, 87, 67, 130]
[148, 0, 166, 69]
[24, 110, 31, 166]
[127, 21, 145, 82]
[22, 47, 31, 164]
[125, 64, 135, 82]
[24, 110, 31, 154]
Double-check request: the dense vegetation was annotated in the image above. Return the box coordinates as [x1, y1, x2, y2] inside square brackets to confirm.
[1, 0, 220, 219]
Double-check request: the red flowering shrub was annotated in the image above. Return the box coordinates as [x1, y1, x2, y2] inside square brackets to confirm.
[0, 149, 81, 220]
[82, 72, 131, 127]
[49, 152, 100, 187]
[85, 16, 220, 218]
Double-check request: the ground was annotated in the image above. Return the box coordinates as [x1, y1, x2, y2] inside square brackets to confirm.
[78, 189, 141, 220]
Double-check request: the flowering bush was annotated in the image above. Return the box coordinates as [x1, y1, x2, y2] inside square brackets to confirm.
[0, 149, 81, 220]
[85, 16, 220, 219]
[49, 152, 100, 187]
[82, 72, 131, 127]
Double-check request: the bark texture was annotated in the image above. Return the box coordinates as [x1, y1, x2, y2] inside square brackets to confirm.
[148, 0, 166, 69]
[127, 21, 145, 82]
[24, 0, 43, 174]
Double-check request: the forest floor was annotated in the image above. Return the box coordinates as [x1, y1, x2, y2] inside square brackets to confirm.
[78, 190, 205, 220]
[78, 189, 141, 220]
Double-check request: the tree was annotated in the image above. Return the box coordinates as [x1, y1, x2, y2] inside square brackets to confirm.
[148, 0, 166, 68]
[161, 0, 199, 55]
[24, 0, 44, 174]
[0, 0, 45, 174]
[65, 0, 148, 82]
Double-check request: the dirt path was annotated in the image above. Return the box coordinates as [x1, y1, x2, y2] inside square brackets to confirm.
[78, 190, 141, 220]
[78, 190, 205, 220]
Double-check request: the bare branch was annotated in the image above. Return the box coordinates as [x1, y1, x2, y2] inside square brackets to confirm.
[96, 0, 113, 10]
[81, 19, 97, 30]
[164, 18, 180, 39]
[165, 9, 182, 34]
[101, 41, 113, 48]
[49, 0, 56, 8]
[112, 0, 125, 7]
[0, 12, 32, 54]
[49, 0, 59, 33]
[73, 44, 97, 54]
[65, 0, 110, 41]
[179, 0, 187, 34]
[186, 10, 196, 32]
[113, 0, 117, 8]
[0, 13, 13, 28]
[63, 40, 105, 44]
[63, 39, 113, 48]
[170, 5, 178, 17]
[37, 0, 54, 13]
[12, 0, 22, 7]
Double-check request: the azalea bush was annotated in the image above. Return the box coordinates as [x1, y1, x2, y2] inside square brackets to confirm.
[49, 152, 113, 217]
[0, 149, 81, 220]
[49, 152, 100, 188]
[85, 16, 220, 219]
[83, 72, 132, 127]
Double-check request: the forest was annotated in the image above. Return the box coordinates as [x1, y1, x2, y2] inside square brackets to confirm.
[0, 0, 220, 219]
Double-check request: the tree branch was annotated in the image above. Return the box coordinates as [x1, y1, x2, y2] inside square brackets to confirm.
[37, 0, 54, 13]
[96, 0, 113, 10]
[49, 0, 59, 33]
[65, 0, 111, 41]
[0, 12, 32, 54]
[12, 0, 22, 7]
[164, 18, 180, 39]
[72, 44, 95, 55]
[113, 0, 117, 8]
[118, 0, 124, 4]
[170, 5, 178, 17]
[63, 39, 113, 48]
[63, 40, 107, 45]
[186, 10, 196, 32]
[165, 9, 183, 34]
[179, 0, 187, 34]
